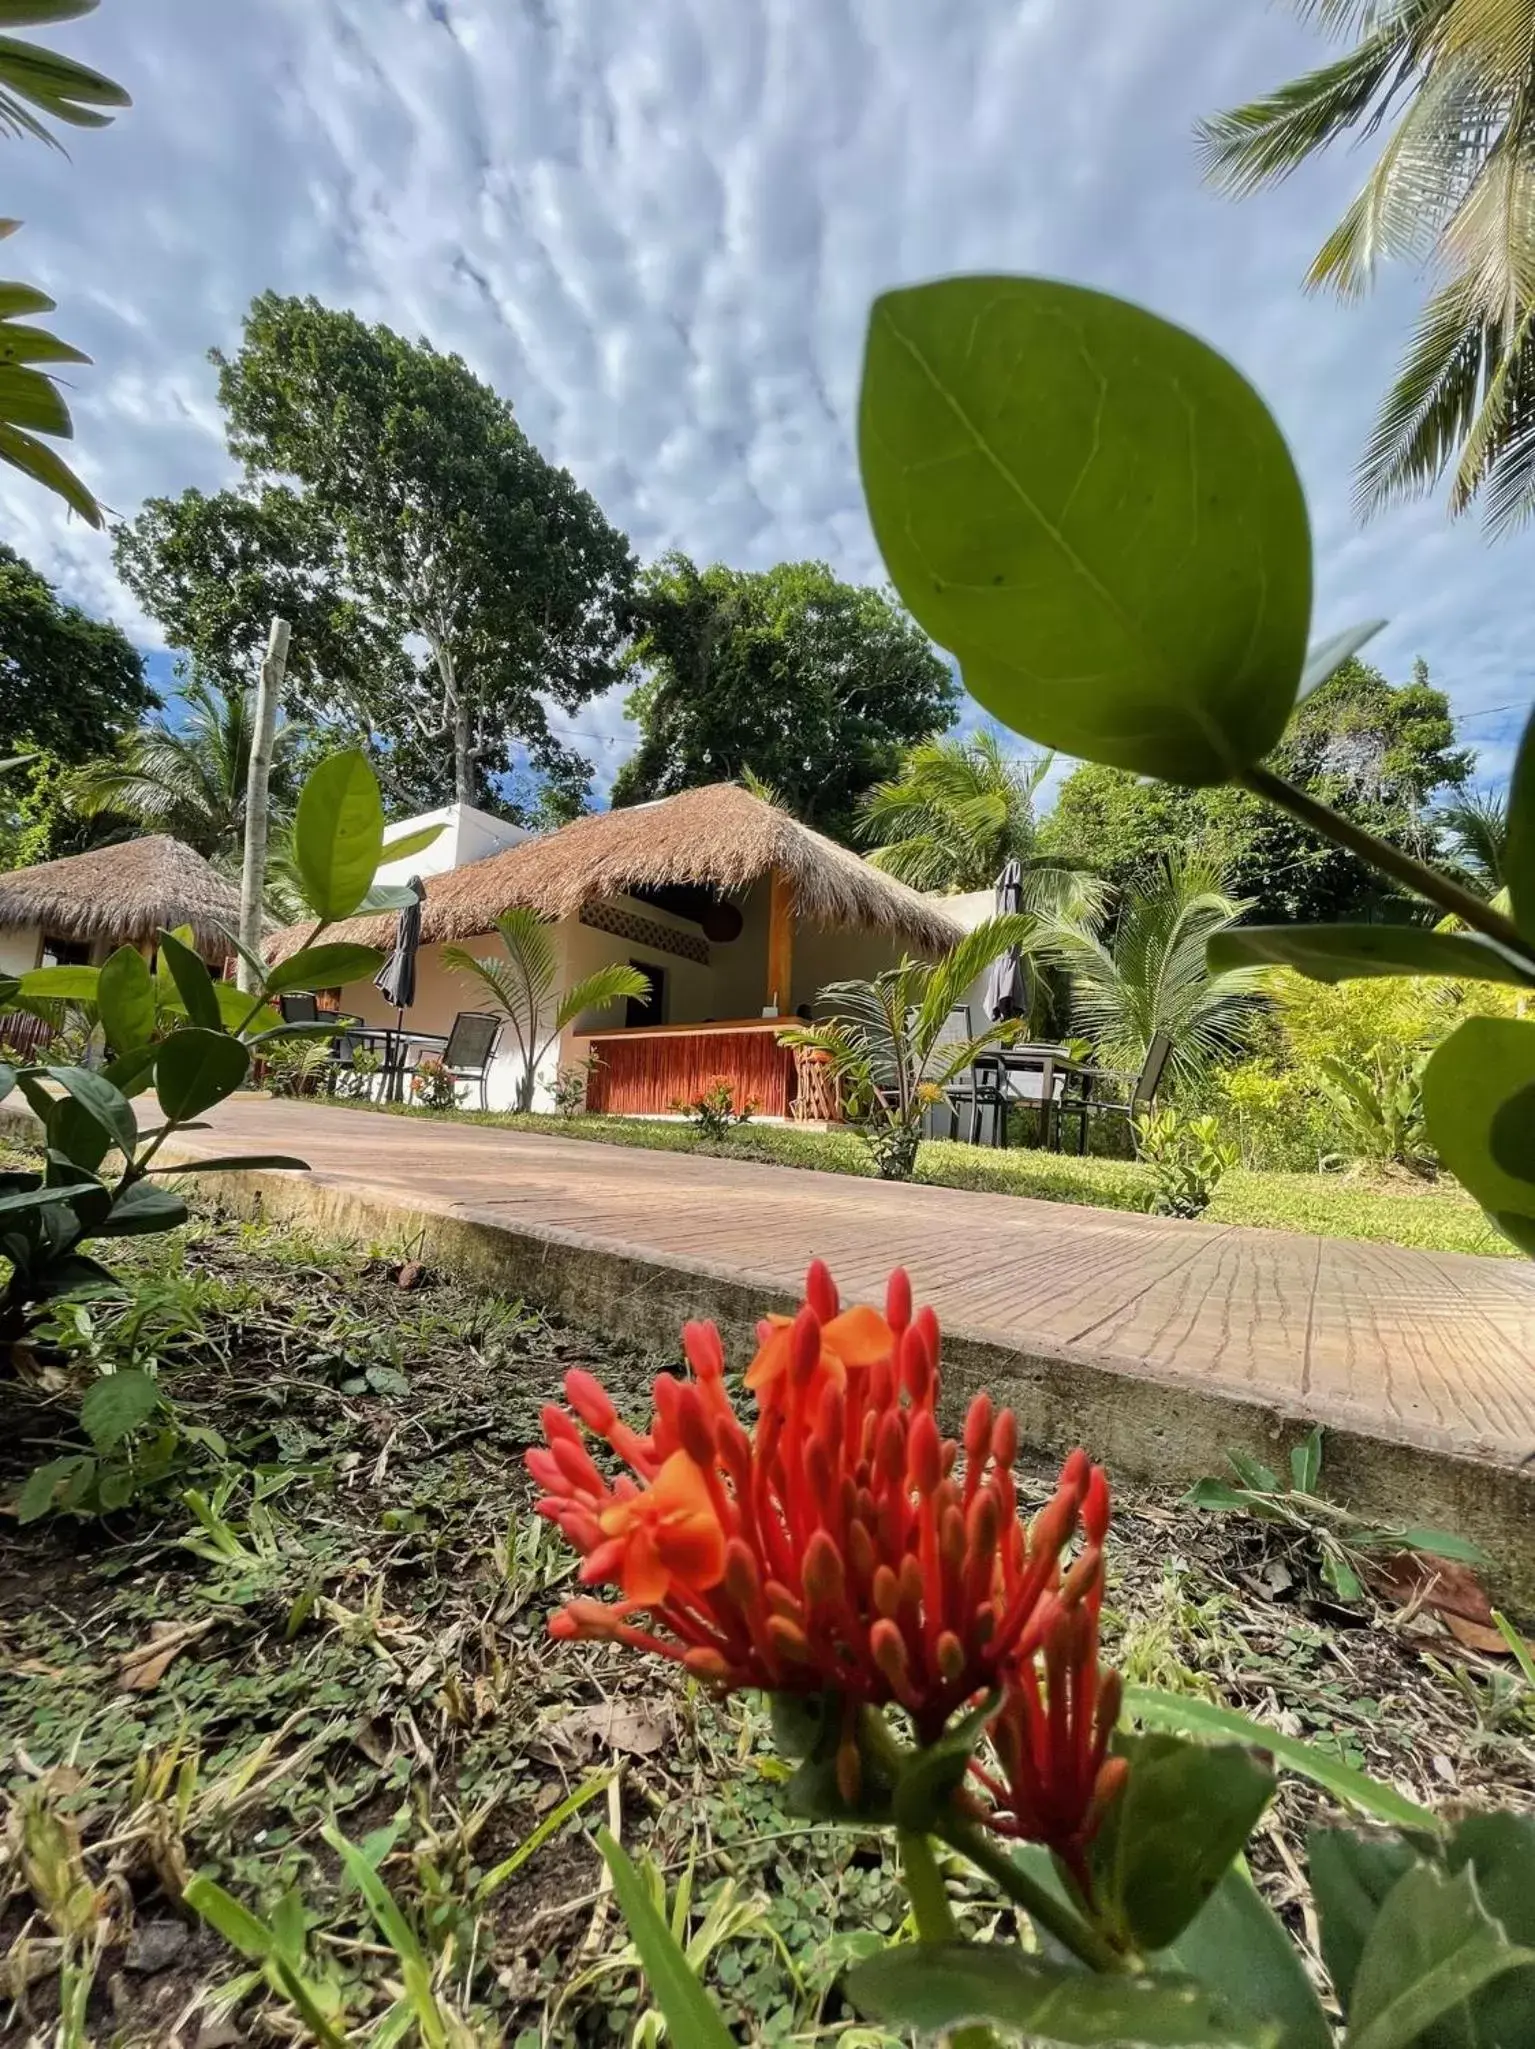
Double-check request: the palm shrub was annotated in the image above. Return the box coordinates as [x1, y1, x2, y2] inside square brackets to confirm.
[65, 675, 309, 867]
[779, 913, 1048, 1180]
[1037, 857, 1266, 1088]
[442, 909, 651, 1114]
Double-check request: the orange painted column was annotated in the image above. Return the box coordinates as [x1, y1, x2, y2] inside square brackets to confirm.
[766, 868, 795, 1015]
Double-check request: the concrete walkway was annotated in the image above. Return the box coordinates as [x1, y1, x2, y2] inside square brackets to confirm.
[183, 1097, 1535, 1475]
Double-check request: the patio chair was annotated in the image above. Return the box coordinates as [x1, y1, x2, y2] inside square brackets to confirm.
[278, 992, 320, 1024]
[1054, 1031, 1173, 1155]
[936, 1005, 1007, 1146]
[438, 1011, 501, 1112]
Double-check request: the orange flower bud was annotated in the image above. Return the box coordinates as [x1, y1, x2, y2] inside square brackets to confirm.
[803, 1531, 845, 1609]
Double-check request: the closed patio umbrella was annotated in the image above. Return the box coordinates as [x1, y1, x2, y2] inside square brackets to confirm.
[983, 858, 1031, 1023]
[374, 876, 425, 1098]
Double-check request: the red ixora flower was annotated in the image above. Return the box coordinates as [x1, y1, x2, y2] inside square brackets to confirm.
[527, 1261, 1115, 1767]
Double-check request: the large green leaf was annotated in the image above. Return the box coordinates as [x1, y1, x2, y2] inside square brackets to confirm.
[845, 1943, 1271, 2045]
[155, 927, 222, 1030]
[1421, 1018, 1535, 1254]
[0, 417, 100, 525]
[0, 1177, 99, 1216]
[1207, 925, 1535, 988]
[1156, 1866, 1330, 2049]
[1443, 1812, 1535, 2044]
[377, 820, 444, 863]
[150, 1154, 306, 1176]
[858, 276, 1311, 785]
[1125, 1689, 1437, 1832]
[101, 1043, 160, 1100]
[95, 1179, 187, 1237]
[95, 944, 156, 1052]
[16, 962, 99, 1001]
[155, 1028, 249, 1123]
[1089, 1733, 1275, 1953]
[79, 1368, 159, 1452]
[1502, 704, 1535, 945]
[1347, 1863, 1534, 2049]
[293, 750, 385, 923]
[47, 1065, 136, 1159]
[265, 944, 385, 998]
[596, 1830, 735, 2049]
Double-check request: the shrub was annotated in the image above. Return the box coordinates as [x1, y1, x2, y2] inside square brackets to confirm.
[551, 1054, 601, 1118]
[1135, 1107, 1237, 1218]
[409, 1056, 459, 1111]
[671, 1076, 756, 1140]
[1199, 1059, 1333, 1171]
[265, 1039, 335, 1098]
[1315, 1046, 1432, 1174]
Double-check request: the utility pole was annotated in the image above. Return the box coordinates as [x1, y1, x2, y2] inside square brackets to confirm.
[237, 616, 291, 992]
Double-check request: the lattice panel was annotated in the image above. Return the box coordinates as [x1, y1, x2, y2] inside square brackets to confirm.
[579, 899, 710, 965]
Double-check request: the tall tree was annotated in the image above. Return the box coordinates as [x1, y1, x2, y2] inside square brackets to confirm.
[0, 542, 154, 762]
[64, 673, 308, 866]
[859, 731, 1053, 892]
[113, 485, 401, 737]
[1199, 0, 1535, 530]
[613, 553, 956, 842]
[202, 292, 633, 808]
[1040, 657, 1471, 922]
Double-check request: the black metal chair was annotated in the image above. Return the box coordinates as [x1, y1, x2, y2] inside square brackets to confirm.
[936, 1005, 1008, 1146]
[278, 992, 320, 1024]
[1055, 1030, 1173, 1154]
[437, 1011, 501, 1111]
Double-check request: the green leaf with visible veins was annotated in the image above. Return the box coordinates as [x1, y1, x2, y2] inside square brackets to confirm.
[858, 275, 1312, 785]
[1347, 1863, 1535, 2049]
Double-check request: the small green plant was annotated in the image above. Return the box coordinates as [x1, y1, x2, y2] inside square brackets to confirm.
[330, 1041, 382, 1101]
[1188, 1425, 1486, 1601]
[409, 1054, 459, 1111]
[551, 1051, 602, 1117]
[671, 1074, 757, 1140]
[1135, 1107, 1237, 1218]
[1315, 1045, 1431, 1174]
[263, 1037, 336, 1098]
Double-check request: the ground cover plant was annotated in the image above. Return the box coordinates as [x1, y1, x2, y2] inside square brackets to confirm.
[2, 1200, 1532, 2046]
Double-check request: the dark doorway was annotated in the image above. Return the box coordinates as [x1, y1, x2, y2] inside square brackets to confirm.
[627, 959, 665, 1027]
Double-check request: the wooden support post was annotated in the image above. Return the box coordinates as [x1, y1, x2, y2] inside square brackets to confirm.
[766, 868, 795, 1016]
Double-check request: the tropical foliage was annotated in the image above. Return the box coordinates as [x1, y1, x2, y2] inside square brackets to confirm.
[443, 909, 651, 1115]
[0, 0, 130, 524]
[858, 730, 1053, 892]
[613, 552, 957, 842]
[1438, 786, 1509, 897]
[780, 913, 1048, 1178]
[64, 674, 308, 868]
[1199, 0, 1535, 531]
[1039, 858, 1265, 1087]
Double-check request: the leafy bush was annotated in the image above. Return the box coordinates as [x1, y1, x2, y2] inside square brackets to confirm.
[409, 1055, 459, 1111]
[264, 1038, 335, 1098]
[671, 1075, 756, 1140]
[1135, 1107, 1238, 1218]
[1199, 1058, 1334, 1171]
[551, 1053, 601, 1118]
[1315, 1045, 1431, 1173]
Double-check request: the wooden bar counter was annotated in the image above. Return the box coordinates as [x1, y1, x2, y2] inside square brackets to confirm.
[581, 1018, 797, 1118]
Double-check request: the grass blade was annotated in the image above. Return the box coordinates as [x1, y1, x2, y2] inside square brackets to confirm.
[596, 1827, 735, 2048]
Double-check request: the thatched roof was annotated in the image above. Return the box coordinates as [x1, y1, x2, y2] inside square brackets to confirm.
[267, 783, 964, 963]
[0, 835, 243, 957]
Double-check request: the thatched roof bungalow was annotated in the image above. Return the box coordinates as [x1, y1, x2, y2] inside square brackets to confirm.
[0, 834, 242, 975]
[265, 783, 964, 1117]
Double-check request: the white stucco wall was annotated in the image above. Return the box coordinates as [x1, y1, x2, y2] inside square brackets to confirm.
[374, 803, 530, 888]
[0, 925, 42, 978]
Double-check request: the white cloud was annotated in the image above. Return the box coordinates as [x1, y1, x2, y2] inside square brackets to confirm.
[5, 0, 1529, 792]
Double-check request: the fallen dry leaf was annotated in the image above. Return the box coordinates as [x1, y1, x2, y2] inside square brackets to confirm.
[557, 1699, 672, 1757]
[117, 1618, 217, 1693]
[1366, 1554, 1494, 1626]
[1441, 1609, 1535, 1661]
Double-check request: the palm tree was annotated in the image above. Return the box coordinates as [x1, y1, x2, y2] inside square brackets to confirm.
[443, 908, 652, 1114]
[780, 913, 1051, 1179]
[1038, 858, 1266, 1086]
[858, 733, 1055, 892]
[1436, 786, 1508, 895]
[65, 675, 307, 867]
[1199, 1, 1535, 532]
[1, 2, 130, 525]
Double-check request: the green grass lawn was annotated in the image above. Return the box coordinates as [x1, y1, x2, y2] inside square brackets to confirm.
[322, 1098, 1515, 1259]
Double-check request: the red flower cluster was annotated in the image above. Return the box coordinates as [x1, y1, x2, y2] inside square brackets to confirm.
[527, 1260, 1124, 1860]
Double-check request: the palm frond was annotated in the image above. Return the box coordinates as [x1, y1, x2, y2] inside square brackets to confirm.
[1353, 275, 1493, 514]
[1196, 26, 1420, 196]
[1435, 784, 1508, 891]
[557, 962, 651, 1029]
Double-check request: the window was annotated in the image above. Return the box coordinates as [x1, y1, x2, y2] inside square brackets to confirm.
[40, 934, 92, 968]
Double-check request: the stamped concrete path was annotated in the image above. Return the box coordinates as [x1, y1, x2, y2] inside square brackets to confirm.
[183, 1097, 1535, 1474]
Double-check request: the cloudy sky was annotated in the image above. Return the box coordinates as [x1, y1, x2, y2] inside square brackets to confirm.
[5, 0, 1529, 803]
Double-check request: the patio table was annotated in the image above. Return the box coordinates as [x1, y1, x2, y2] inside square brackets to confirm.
[971, 1044, 1095, 1151]
[332, 1024, 450, 1104]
